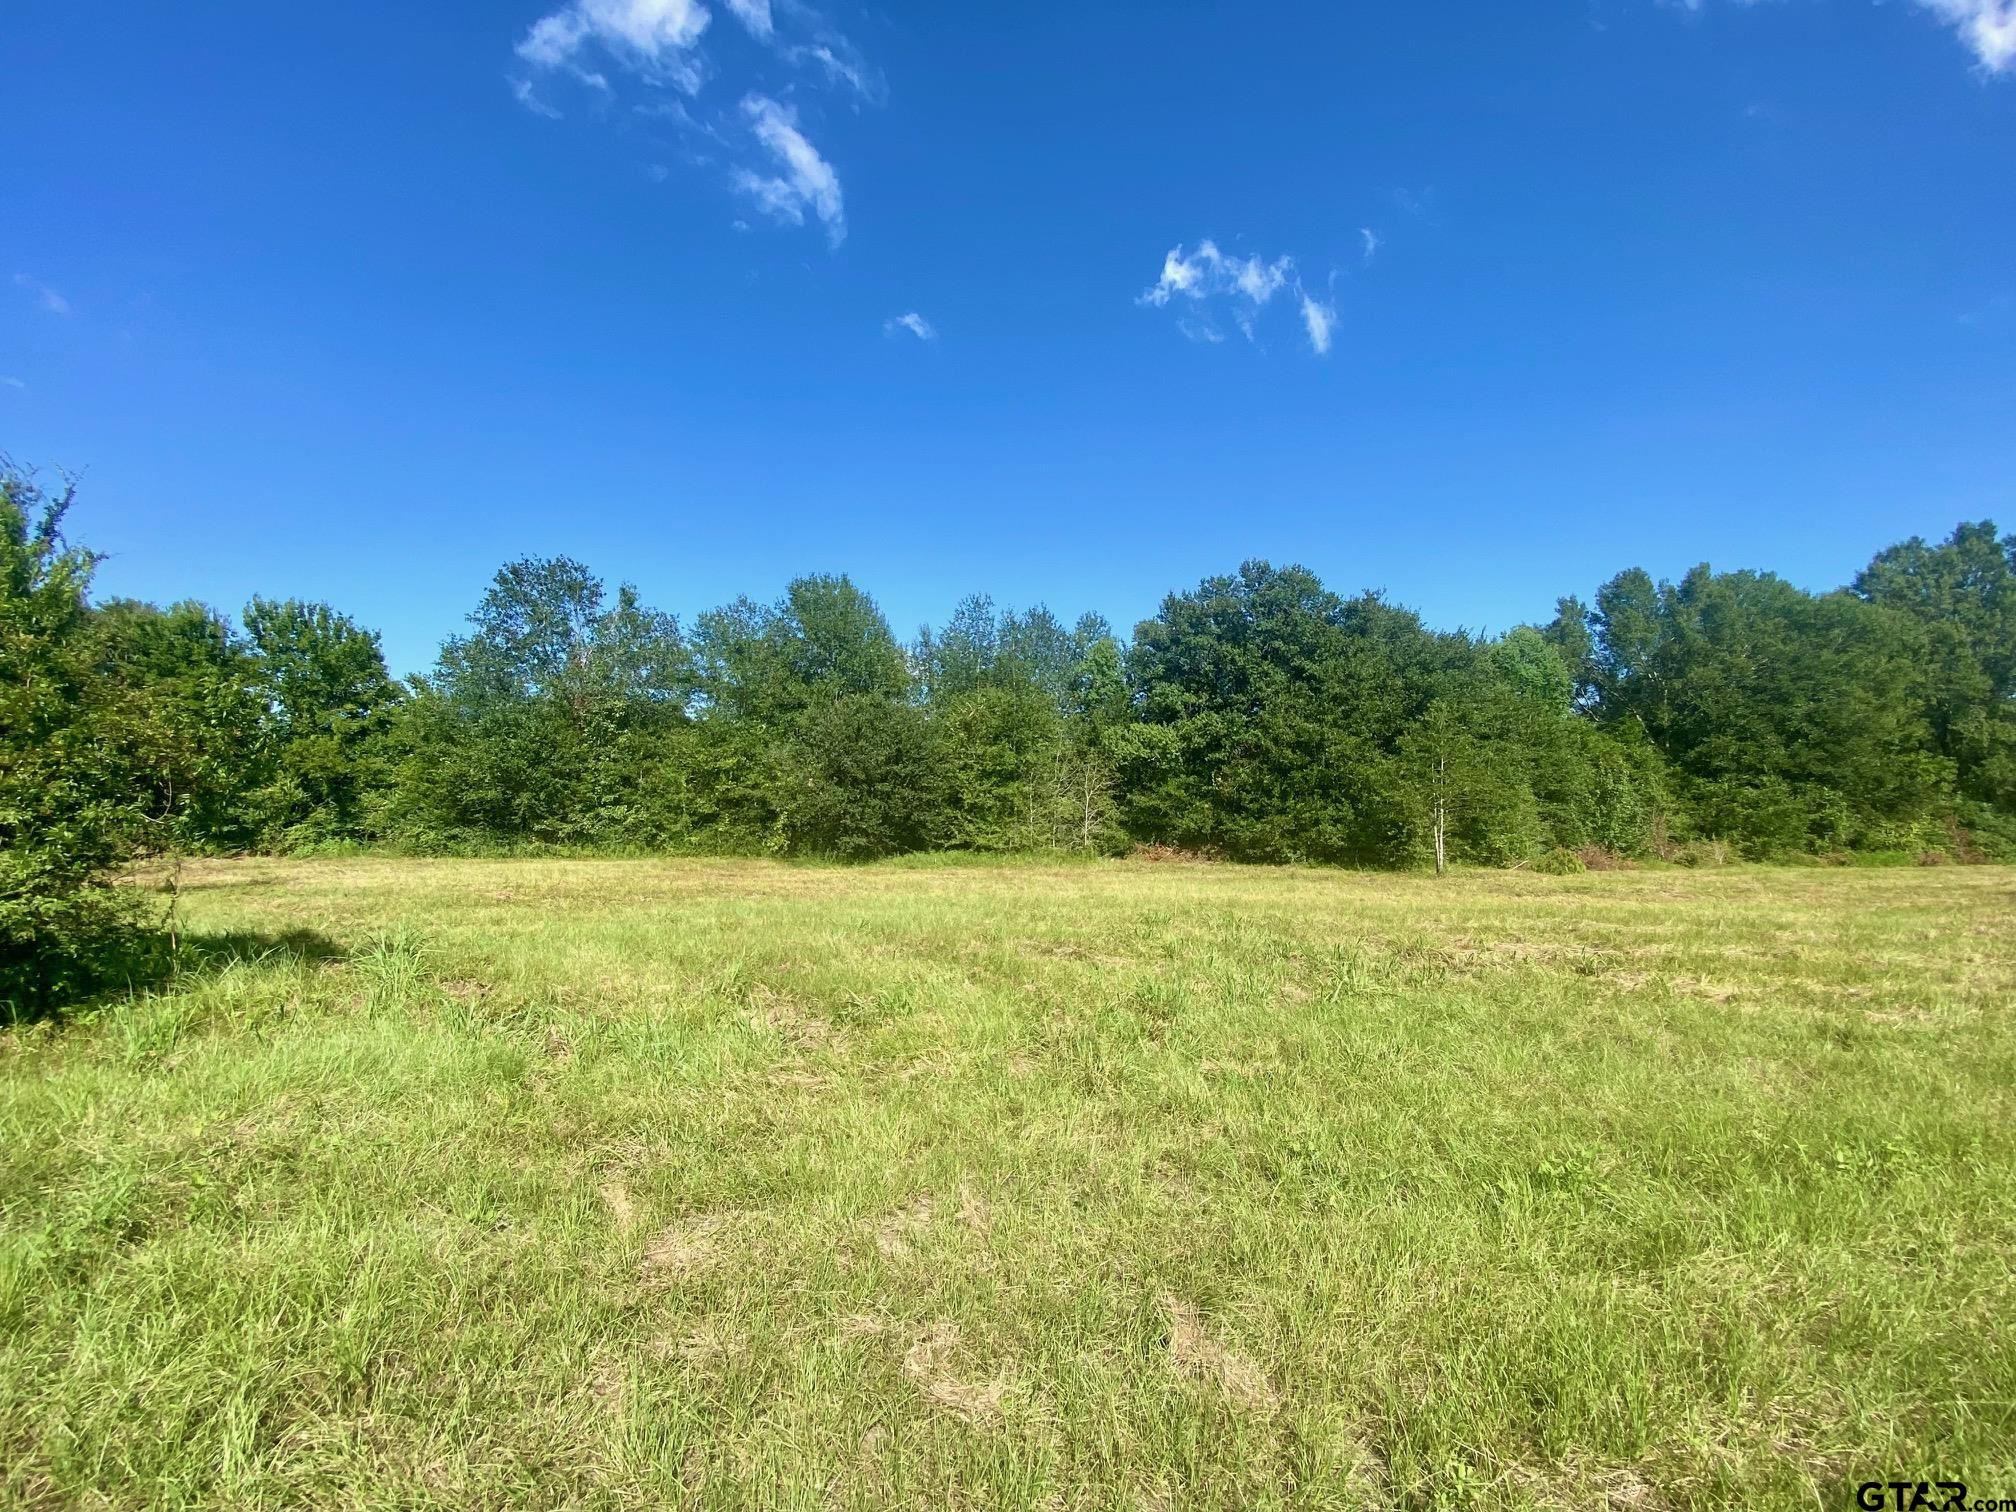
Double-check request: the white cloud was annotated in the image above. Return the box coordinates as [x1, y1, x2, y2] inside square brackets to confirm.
[510, 0, 872, 244]
[723, 0, 773, 40]
[1360, 228, 1382, 262]
[1234, 254, 1293, 304]
[1139, 241, 1295, 309]
[1, 376, 25, 391]
[786, 42, 882, 101]
[13, 274, 71, 316]
[516, 0, 711, 91]
[1665, 0, 2014, 73]
[511, 76, 563, 117]
[885, 312, 937, 341]
[1138, 241, 1334, 355]
[1300, 294, 1337, 356]
[1912, 0, 2016, 71]
[1140, 245, 1206, 307]
[733, 94, 845, 244]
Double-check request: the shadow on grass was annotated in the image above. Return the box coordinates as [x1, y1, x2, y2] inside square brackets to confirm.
[4, 926, 349, 1027]
[175, 928, 347, 971]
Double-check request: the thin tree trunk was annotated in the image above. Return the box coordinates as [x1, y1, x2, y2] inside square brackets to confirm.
[1432, 754, 1448, 877]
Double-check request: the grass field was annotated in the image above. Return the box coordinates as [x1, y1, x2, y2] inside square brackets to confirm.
[3, 858, 2014, 1509]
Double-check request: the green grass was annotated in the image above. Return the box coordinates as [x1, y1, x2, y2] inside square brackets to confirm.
[3, 858, 2014, 1509]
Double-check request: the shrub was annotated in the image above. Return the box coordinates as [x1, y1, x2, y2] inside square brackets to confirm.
[1574, 846, 1632, 871]
[0, 469, 152, 1016]
[1673, 839, 1734, 868]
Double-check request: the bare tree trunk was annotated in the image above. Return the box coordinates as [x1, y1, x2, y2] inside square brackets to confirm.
[1432, 754, 1448, 877]
[1079, 763, 1095, 852]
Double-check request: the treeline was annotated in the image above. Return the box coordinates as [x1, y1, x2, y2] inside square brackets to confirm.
[5, 463, 2014, 1005]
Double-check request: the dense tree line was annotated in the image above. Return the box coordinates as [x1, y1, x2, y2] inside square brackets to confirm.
[5, 460, 2013, 1008]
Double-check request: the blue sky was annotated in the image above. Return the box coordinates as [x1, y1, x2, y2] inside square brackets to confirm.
[4, 0, 2013, 675]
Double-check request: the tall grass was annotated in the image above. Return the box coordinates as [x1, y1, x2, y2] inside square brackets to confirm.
[2, 857, 2012, 1508]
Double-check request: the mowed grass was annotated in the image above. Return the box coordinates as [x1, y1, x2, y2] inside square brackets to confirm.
[3, 859, 2015, 1510]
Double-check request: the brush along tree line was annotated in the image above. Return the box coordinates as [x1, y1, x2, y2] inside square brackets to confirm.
[5, 462, 2014, 1008]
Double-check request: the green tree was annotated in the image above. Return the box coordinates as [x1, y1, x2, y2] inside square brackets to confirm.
[89, 598, 270, 853]
[1853, 521, 2016, 820]
[243, 597, 403, 844]
[0, 471, 149, 1011]
[1582, 564, 1949, 854]
[689, 575, 934, 855]
[915, 599, 1121, 852]
[697, 574, 909, 723]
[775, 694, 944, 858]
[1124, 562, 1466, 863]
[389, 558, 691, 847]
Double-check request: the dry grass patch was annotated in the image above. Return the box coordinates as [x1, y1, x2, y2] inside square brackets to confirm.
[873, 1195, 937, 1260]
[1161, 1294, 1279, 1414]
[641, 1215, 727, 1282]
[901, 1321, 1013, 1424]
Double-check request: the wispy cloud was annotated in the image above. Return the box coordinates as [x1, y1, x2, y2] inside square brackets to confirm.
[516, 0, 709, 94]
[884, 312, 937, 341]
[1958, 292, 2014, 326]
[1140, 242, 1297, 310]
[732, 94, 845, 243]
[1300, 294, 1337, 356]
[510, 76, 563, 118]
[1392, 187, 1436, 219]
[1661, 0, 2014, 73]
[510, 0, 875, 244]
[1, 376, 26, 391]
[1913, 0, 2016, 71]
[1360, 228, 1382, 263]
[1138, 240, 1335, 355]
[723, 0, 773, 41]
[13, 274, 71, 316]
[786, 41, 882, 101]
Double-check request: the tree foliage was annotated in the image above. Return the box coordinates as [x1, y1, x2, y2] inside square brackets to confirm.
[1, 471, 147, 1011]
[7, 471, 2014, 1007]
[1580, 565, 1949, 854]
[1853, 522, 2016, 822]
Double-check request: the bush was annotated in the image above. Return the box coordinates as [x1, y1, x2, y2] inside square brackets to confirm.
[1575, 846, 1633, 871]
[1533, 847, 1587, 875]
[0, 469, 153, 1015]
[1674, 840, 1734, 869]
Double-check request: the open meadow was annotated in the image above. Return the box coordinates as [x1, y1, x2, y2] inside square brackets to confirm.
[3, 858, 2014, 1509]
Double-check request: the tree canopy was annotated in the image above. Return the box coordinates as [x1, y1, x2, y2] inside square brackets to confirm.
[7, 458, 2014, 1009]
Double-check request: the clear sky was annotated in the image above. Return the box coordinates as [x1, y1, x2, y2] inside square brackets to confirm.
[4, 0, 2012, 675]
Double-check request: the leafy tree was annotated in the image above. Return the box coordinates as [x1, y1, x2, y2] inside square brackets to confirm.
[915, 599, 1124, 852]
[1479, 628, 1666, 858]
[1581, 564, 1948, 854]
[687, 574, 939, 855]
[1062, 619, 1132, 852]
[697, 574, 909, 723]
[1853, 521, 2016, 818]
[389, 558, 690, 847]
[243, 597, 403, 844]
[89, 598, 270, 853]
[1124, 561, 1466, 863]
[775, 694, 944, 858]
[1396, 699, 1522, 873]
[0, 471, 148, 1011]
[1540, 596, 1599, 707]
